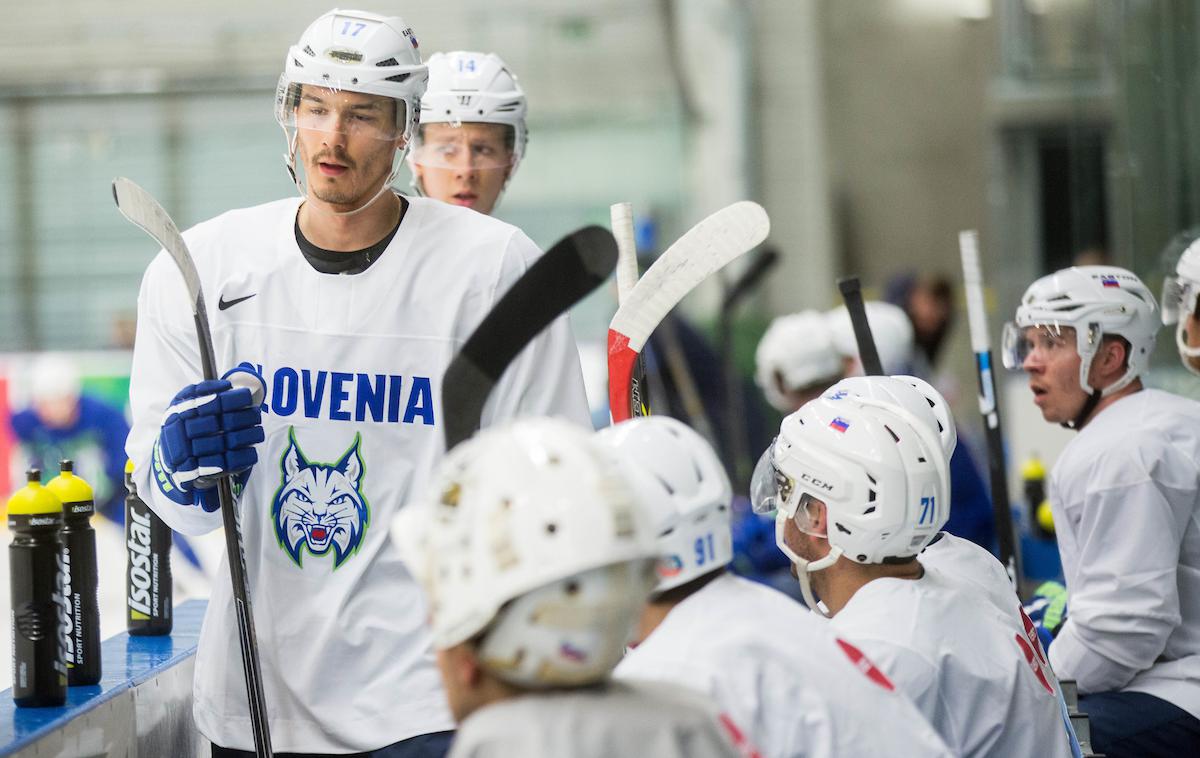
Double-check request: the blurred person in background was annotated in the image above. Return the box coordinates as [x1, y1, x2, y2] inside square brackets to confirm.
[885, 271, 956, 375]
[10, 352, 129, 520]
[1162, 237, 1200, 376]
[408, 51, 525, 215]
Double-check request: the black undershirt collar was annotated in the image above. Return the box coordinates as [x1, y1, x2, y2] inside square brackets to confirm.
[295, 195, 406, 275]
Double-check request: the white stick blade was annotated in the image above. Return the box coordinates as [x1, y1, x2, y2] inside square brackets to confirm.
[611, 202, 638, 304]
[611, 200, 769, 349]
[112, 177, 203, 307]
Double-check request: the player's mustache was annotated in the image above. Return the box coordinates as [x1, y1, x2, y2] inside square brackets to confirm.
[312, 149, 355, 168]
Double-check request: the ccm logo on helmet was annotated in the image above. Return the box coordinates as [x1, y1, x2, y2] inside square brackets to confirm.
[800, 472, 835, 493]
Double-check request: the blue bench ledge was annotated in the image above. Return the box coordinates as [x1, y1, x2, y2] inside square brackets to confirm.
[0, 599, 206, 756]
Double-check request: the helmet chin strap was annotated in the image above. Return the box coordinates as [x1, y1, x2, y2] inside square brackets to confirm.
[775, 515, 840, 617]
[1063, 388, 1102, 431]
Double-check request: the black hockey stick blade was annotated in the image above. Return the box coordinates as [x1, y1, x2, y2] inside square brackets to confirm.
[442, 225, 618, 450]
[112, 176, 274, 758]
[722, 247, 779, 312]
[837, 276, 885, 376]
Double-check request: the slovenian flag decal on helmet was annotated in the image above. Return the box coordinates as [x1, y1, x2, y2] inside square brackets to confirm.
[657, 555, 685, 578]
[1101, 275, 1120, 288]
[829, 417, 850, 433]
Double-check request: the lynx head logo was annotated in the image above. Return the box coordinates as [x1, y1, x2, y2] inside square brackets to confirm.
[272, 428, 369, 569]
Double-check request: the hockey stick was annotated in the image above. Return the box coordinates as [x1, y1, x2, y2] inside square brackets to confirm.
[112, 177, 273, 758]
[837, 276, 884, 376]
[609, 201, 770, 423]
[611, 203, 650, 418]
[959, 230, 1022, 588]
[442, 225, 618, 450]
[719, 247, 779, 483]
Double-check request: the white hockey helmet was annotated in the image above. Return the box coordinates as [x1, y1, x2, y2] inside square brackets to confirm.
[751, 395, 949, 611]
[275, 10, 428, 204]
[596, 417, 733, 594]
[825, 375, 957, 459]
[754, 311, 844, 413]
[1162, 239, 1200, 374]
[827, 301, 915, 375]
[392, 418, 657, 688]
[1001, 266, 1159, 396]
[412, 51, 528, 173]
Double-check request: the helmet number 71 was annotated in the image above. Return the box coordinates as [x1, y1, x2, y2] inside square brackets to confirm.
[918, 496, 936, 526]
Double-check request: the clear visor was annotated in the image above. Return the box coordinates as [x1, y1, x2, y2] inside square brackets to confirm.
[1161, 276, 1198, 326]
[750, 442, 790, 517]
[1001, 321, 1073, 369]
[411, 122, 516, 170]
[276, 79, 406, 141]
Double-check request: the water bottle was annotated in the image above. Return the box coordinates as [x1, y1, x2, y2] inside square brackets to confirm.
[125, 460, 172, 635]
[8, 469, 68, 706]
[47, 460, 101, 685]
[1023, 455, 1054, 540]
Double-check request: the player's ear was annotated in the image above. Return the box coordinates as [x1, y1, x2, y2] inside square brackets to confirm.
[1096, 337, 1129, 380]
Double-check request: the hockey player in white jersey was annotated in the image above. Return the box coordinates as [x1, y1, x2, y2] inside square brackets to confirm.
[124, 9, 590, 756]
[1004, 266, 1200, 756]
[753, 392, 1075, 757]
[392, 418, 750, 758]
[409, 51, 526, 215]
[824, 375, 1023, 611]
[1162, 239, 1200, 375]
[596, 416, 953, 758]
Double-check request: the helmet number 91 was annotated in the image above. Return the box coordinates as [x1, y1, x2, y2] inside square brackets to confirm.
[694, 533, 716, 566]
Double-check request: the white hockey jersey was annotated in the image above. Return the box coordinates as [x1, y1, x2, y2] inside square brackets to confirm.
[920, 531, 1019, 617]
[830, 567, 1074, 758]
[1048, 389, 1200, 719]
[447, 680, 747, 758]
[126, 196, 592, 752]
[614, 573, 953, 758]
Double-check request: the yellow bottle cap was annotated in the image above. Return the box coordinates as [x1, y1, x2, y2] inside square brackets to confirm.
[1021, 457, 1046, 480]
[1035, 500, 1055, 534]
[46, 461, 94, 506]
[7, 470, 64, 516]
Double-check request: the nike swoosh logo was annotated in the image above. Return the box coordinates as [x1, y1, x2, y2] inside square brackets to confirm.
[218, 293, 256, 311]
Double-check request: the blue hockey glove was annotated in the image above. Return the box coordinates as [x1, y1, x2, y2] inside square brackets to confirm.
[152, 363, 265, 512]
[1024, 580, 1069, 651]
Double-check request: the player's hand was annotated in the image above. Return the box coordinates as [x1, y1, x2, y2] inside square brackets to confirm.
[152, 363, 266, 512]
[1023, 580, 1068, 651]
